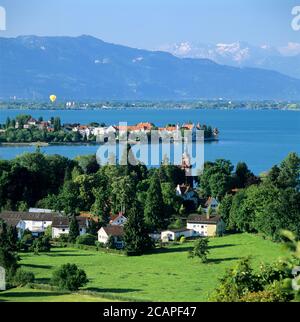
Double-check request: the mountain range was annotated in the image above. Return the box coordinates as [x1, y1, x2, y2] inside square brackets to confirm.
[159, 41, 300, 80]
[1, 35, 300, 100]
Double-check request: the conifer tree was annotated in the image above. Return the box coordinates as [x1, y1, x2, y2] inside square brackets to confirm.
[144, 172, 165, 230]
[68, 216, 80, 243]
[124, 200, 153, 255]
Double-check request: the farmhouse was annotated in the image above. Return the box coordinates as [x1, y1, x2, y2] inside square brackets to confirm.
[176, 184, 198, 207]
[204, 197, 219, 211]
[52, 217, 88, 239]
[98, 226, 124, 249]
[187, 214, 225, 237]
[0, 211, 55, 237]
[109, 213, 127, 226]
[161, 228, 193, 242]
[0, 217, 26, 239]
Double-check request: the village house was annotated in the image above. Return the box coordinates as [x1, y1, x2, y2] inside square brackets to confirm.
[109, 213, 127, 226]
[176, 184, 198, 207]
[73, 125, 92, 138]
[0, 211, 55, 237]
[0, 217, 26, 239]
[161, 228, 193, 242]
[204, 197, 219, 212]
[51, 216, 88, 239]
[186, 214, 225, 237]
[97, 226, 124, 249]
[27, 117, 38, 126]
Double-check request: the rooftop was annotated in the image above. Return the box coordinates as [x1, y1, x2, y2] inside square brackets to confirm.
[101, 225, 124, 237]
[0, 211, 56, 222]
[187, 214, 221, 225]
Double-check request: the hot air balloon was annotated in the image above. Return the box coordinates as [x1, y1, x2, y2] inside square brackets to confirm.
[49, 95, 57, 103]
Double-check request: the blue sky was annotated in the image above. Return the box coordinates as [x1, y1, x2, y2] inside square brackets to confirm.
[1, 0, 300, 48]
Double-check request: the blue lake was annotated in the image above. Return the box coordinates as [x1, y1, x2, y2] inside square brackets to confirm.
[0, 109, 299, 174]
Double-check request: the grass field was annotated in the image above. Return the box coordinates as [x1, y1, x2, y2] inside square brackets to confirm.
[0, 233, 289, 302]
[0, 288, 116, 302]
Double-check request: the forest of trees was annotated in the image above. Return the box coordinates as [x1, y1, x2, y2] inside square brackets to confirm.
[0, 147, 299, 247]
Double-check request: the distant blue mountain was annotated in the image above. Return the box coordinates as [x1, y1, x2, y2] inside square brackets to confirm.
[1, 35, 300, 100]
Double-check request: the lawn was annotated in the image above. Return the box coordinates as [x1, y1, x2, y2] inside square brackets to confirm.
[0, 288, 116, 302]
[0, 233, 289, 302]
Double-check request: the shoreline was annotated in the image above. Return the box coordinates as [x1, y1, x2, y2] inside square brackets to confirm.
[0, 137, 219, 147]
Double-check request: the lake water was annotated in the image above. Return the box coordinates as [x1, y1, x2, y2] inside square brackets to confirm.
[0, 109, 299, 174]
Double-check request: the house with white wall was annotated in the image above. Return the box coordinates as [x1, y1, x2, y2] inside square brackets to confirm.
[109, 213, 127, 226]
[98, 226, 124, 249]
[0, 212, 55, 237]
[187, 214, 225, 237]
[204, 197, 219, 211]
[52, 217, 88, 239]
[161, 228, 193, 242]
[0, 217, 26, 239]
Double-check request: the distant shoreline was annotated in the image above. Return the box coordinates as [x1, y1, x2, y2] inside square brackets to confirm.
[0, 137, 219, 147]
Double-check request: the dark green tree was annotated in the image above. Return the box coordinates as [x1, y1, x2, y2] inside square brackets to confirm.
[124, 200, 153, 255]
[68, 216, 80, 243]
[51, 263, 88, 291]
[188, 238, 210, 263]
[144, 172, 165, 230]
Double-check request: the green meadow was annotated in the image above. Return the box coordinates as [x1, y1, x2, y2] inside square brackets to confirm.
[0, 233, 289, 302]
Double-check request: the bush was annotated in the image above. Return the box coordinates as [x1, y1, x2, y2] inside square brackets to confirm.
[13, 269, 35, 287]
[179, 236, 186, 244]
[51, 263, 88, 291]
[30, 235, 51, 254]
[76, 234, 96, 246]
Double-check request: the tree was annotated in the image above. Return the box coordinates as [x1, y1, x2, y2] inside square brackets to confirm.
[234, 162, 257, 188]
[124, 200, 153, 255]
[144, 172, 165, 230]
[51, 263, 88, 291]
[199, 159, 234, 199]
[161, 182, 181, 221]
[68, 217, 80, 243]
[76, 234, 96, 246]
[60, 180, 81, 216]
[111, 175, 135, 214]
[210, 258, 261, 302]
[105, 236, 116, 249]
[188, 238, 210, 263]
[53, 117, 61, 132]
[210, 257, 293, 302]
[91, 186, 111, 225]
[30, 235, 51, 254]
[75, 155, 99, 174]
[197, 205, 204, 215]
[277, 152, 300, 190]
[218, 194, 233, 227]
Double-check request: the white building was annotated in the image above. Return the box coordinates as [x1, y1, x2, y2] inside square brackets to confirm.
[186, 214, 225, 237]
[0, 212, 55, 237]
[204, 197, 219, 212]
[109, 213, 127, 226]
[1, 218, 26, 239]
[98, 226, 124, 249]
[52, 217, 88, 239]
[161, 229, 193, 242]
